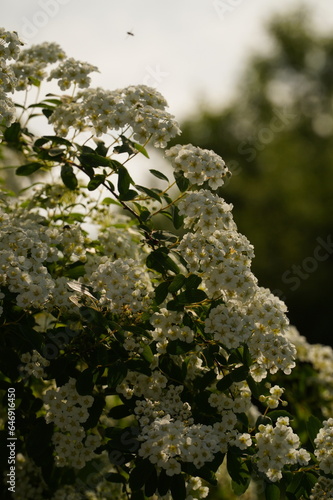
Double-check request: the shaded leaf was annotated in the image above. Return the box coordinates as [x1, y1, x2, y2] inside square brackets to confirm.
[61, 164, 78, 190]
[154, 281, 170, 305]
[76, 368, 94, 395]
[174, 170, 190, 192]
[16, 162, 44, 176]
[118, 165, 133, 195]
[87, 174, 106, 191]
[150, 169, 169, 181]
[172, 205, 184, 229]
[108, 404, 132, 420]
[129, 459, 156, 491]
[168, 274, 186, 293]
[185, 274, 202, 290]
[135, 185, 161, 202]
[307, 415, 322, 447]
[107, 362, 128, 389]
[265, 482, 280, 500]
[170, 474, 186, 500]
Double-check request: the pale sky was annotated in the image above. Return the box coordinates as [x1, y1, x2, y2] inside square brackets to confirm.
[3, 0, 333, 121]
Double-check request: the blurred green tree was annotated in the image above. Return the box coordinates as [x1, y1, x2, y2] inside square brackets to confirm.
[175, 8, 333, 345]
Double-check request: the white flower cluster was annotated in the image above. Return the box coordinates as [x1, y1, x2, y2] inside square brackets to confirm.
[48, 85, 181, 147]
[177, 185, 294, 383]
[0, 207, 88, 314]
[209, 381, 252, 414]
[314, 418, 333, 474]
[43, 378, 101, 469]
[205, 288, 295, 379]
[178, 190, 236, 235]
[47, 57, 99, 90]
[254, 416, 310, 482]
[117, 370, 168, 400]
[89, 257, 153, 315]
[10, 41, 66, 90]
[310, 476, 333, 500]
[259, 385, 286, 409]
[135, 384, 193, 426]
[0, 29, 23, 134]
[20, 350, 50, 378]
[150, 308, 194, 353]
[166, 143, 230, 189]
[138, 412, 239, 475]
[287, 326, 333, 416]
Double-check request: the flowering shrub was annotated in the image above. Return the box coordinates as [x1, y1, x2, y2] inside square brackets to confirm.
[1, 27, 333, 500]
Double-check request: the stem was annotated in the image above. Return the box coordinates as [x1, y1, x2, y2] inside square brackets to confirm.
[148, 191, 187, 219]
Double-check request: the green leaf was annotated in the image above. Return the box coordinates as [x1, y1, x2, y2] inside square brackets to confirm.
[139, 208, 151, 221]
[141, 344, 155, 364]
[246, 375, 261, 399]
[230, 365, 249, 383]
[146, 248, 179, 275]
[286, 472, 305, 494]
[166, 340, 195, 355]
[63, 262, 85, 279]
[170, 474, 186, 500]
[177, 289, 207, 304]
[26, 417, 53, 463]
[102, 197, 121, 206]
[135, 185, 161, 202]
[107, 362, 128, 389]
[94, 140, 109, 157]
[134, 142, 149, 158]
[114, 135, 136, 155]
[227, 450, 251, 495]
[307, 415, 322, 447]
[232, 479, 250, 496]
[265, 482, 280, 500]
[174, 170, 190, 192]
[185, 274, 202, 290]
[117, 165, 133, 195]
[216, 374, 233, 392]
[158, 469, 171, 496]
[84, 394, 105, 429]
[80, 152, 113, 167]
[145, 465, 157, 497]
[129, 459, 156, 491]
[39, 135, 72, 147]
[166, 298, 185, 312]
[76, 368, 94, 395]
[150, 169, 169, 182]
[159, 355, 183, 382]
[108, 404, 132, 419]
[4, 122, 21, 143]
[87, 174, 106, 191]
[154, 281, 170, 305]
[168, 274, 186, 293]
[172, 205, 184, 229]
[119, 189, 138, 201]
[197, 370, 218, 390]
[16, 162, 44, 176]
[42, 108, 53, 119]
[105, 472, 127, 484]
[61, 164, 78, 190]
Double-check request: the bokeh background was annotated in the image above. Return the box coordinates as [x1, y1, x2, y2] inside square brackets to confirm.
[2, 0, 333, 345]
